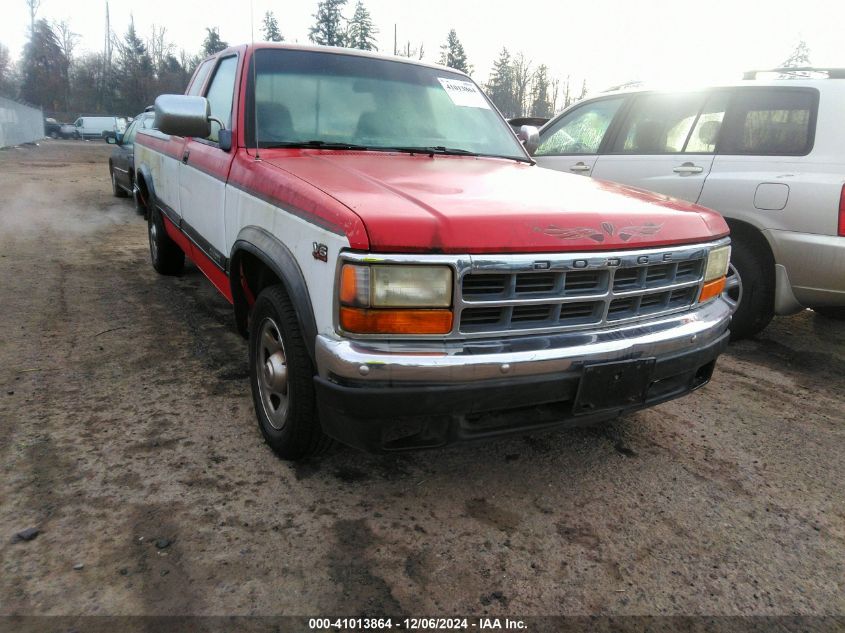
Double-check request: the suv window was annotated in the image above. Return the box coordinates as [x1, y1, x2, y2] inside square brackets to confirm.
[684, 92, 728, 153]
[122, 121, 138, 145]
[187, 60, 214, 96]
[612, 93, 709, 154]
[535, 97, 624, 156]
[720, 89, 816, 155]
[204, 56, 238, 143]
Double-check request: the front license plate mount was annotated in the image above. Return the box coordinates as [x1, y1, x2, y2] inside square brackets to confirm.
[572, 358, 656, 416]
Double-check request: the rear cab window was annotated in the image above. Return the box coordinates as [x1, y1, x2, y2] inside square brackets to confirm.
[719, 88, 818, 155]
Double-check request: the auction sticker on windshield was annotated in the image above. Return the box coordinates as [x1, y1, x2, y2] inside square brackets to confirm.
[437, 77, 490, 109]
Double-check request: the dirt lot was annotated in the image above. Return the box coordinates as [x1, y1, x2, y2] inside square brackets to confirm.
[1, 141, 843, 620]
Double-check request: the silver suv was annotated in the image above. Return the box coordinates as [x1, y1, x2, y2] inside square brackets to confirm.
[533, 67, 845, 338]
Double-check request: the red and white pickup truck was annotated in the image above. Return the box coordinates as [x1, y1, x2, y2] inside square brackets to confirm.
[135, 44, 734, 460]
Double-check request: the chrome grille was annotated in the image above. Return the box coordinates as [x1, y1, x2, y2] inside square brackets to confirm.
[459, 254, 707, 335]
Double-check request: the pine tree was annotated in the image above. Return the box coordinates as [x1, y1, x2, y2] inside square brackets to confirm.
[115, 16, 154, 113]
[201, 27, 228, 57]
[781, 40, 811, 68]
[262, 11, 284, 42]
[529, 64, 553, 118]
[486, 47, 517, 118]
[438, 29, 471, 74]
[309, 0, 347, 47]
[346, 1, 377, 51]
[19, 19, 69, 111]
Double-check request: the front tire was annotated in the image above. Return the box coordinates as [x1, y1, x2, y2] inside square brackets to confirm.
[728, 238, 774, 340]
[249, 285, 331, 460]
[148, 207, 184, 275]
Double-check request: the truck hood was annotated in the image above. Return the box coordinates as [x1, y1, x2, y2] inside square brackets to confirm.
[262, 151, 728, 253]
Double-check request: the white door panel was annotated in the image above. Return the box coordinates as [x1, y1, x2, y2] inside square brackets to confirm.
[534, 155, 599, 177]
[591, 154, 716, 202]
[179, 163, 228, 255]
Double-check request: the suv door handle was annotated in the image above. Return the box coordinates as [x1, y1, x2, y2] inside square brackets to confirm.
[570, 162, 591, 172]
[182, 150, 190, 165]
[673, 162, 703, 175]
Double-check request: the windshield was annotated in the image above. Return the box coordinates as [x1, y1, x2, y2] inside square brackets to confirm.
[246, 48, 527, 160]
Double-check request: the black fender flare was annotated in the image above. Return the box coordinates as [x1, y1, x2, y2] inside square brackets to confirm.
[135, 164, 156, 209]
[230, 226, 318, 363]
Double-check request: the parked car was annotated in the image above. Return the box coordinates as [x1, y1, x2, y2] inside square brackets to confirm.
[533, 68, 845, 336]
[107, 110, 154, 208]
[43, 118, 76, 139]
[135, 44, 734, 460]
[72, 116, 126, 140]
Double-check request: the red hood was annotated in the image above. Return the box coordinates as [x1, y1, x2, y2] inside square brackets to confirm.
[262, 150, 728, 253]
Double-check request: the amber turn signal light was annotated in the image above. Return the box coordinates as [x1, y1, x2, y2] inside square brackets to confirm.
[340, 307, 453, 334]
[699, 276, 726, 303]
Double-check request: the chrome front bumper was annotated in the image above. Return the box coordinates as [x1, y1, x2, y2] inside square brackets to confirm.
[316, 297, 732, 385]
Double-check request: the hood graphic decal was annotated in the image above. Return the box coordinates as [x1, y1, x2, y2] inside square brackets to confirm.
[541, 221, 664, 243]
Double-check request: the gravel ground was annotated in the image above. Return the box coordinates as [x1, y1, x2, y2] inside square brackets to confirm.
[0, 141, 843, 620]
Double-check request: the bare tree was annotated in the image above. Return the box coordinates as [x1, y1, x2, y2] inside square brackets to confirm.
[512, 53, 532, 117]
[25, 0, 41, 34]
[55, 20, 79, 63]
[399, 40, 424, 60]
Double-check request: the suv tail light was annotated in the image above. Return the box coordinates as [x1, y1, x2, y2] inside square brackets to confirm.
[839, 184, 845, 237]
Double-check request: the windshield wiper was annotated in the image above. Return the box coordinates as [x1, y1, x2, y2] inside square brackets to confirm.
[384, 146, 480, 157]
[262, 140, 372, 150]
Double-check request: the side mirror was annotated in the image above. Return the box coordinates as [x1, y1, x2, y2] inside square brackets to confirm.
[106, 135, 117, 145]
[517, 125, 540, 155]
[154, 94, 212, 138]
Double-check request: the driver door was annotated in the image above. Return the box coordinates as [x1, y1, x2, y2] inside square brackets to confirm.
[533, 97, 627, 177]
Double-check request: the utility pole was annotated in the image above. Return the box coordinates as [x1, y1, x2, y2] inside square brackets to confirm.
[393, 24, 397, 56]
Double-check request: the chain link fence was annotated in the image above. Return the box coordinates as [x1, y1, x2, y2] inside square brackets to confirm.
[0, 96, 43, 148]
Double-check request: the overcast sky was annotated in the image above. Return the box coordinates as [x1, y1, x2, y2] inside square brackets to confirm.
[2, 0, 844, 95]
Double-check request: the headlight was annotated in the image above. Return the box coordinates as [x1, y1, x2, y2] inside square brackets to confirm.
[699, 245, 731, 303]
[704, 245, 731, 282]
[339, 263, 453, 334]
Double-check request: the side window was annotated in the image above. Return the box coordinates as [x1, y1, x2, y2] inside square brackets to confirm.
[721, 89, 815, 155]
[203, 56, 238, 143]
[534, 97, 625, 156]
[612, 93, 707, 154]
[123, 121, 138, 145]
[187, 60, 214, 96]
[684, 93, 728, 153]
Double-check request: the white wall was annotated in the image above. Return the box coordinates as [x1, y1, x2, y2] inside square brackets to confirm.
[0, 96, 43, 148]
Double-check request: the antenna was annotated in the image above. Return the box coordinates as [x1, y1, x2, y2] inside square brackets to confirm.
[250, 0, 261, 160]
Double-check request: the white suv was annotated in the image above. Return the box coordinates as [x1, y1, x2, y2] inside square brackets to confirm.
[533, 68, 845, 338]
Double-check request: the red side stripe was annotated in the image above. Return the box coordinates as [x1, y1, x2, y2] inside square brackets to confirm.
[161, 213, 233, 304]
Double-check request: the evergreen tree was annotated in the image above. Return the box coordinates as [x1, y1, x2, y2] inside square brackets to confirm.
[19, 19, 69, 111]
[781, 40, 811, 68]
[529, 64, 553, 118]
[438, 29, 471, 74]
[485, 47, 517, 118]
[346, 1, 377, 51]
[309, 0, 347, 47]
[262, 11, 284, 42]
[115, 16, 154, 113]
[201, 27, 228, 57]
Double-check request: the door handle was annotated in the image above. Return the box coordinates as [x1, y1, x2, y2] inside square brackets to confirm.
[673, 162, 703, 175]
[182, 150, 190, 165]
[570, 162, 591, 172]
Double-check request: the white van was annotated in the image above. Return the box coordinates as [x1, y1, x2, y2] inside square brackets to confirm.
[73, 116, 125, 140]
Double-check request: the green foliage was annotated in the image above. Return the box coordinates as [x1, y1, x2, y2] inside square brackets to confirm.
[486, 48, 517, 118]
[201, 27, 228, 57]
[530, 64, 553, 119]
[19, 19, 68, 110]
[114, 16, 155, 114]
[346, 1, 377, 51]
[438, 29, 471, 74]
[309, 0, 347, 47]
[262, 11, 284, 42]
